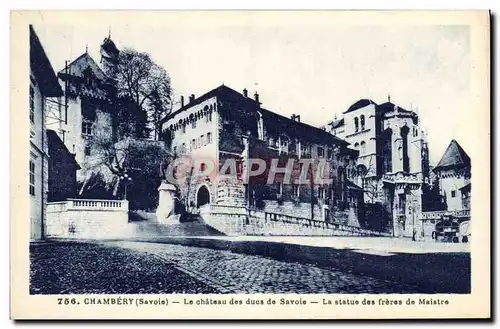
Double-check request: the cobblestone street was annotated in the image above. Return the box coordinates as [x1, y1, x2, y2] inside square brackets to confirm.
[103, 241, 421, 294]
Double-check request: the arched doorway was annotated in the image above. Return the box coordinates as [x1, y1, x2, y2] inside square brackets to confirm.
[196, 185, 210, 208]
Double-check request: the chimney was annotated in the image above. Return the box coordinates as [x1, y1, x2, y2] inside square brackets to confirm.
[291, 114, 301, 122]
[243, 88, 248, 97]
[180, 95, 184, 107]
[189, 94, 195, 103]
[254, 91, 260, 104]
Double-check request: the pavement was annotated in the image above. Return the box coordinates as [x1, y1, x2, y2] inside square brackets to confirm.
[102, 240, 421, 294]
[41, 235, 471, 294]
[30, 242, 218, 294]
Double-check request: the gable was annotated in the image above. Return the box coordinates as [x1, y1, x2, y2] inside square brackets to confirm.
[61, 53, 107, 81]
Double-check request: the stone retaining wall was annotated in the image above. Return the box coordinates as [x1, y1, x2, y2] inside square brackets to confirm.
[200, 204, 390, 237]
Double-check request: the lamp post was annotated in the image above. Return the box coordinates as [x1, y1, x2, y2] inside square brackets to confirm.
[119, 172, 132, 200]
[411, 203, 416, 241]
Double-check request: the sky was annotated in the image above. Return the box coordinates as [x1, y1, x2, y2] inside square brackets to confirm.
[34, 17, 471, 165]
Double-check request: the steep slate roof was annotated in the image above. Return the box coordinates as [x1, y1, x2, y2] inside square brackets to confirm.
[59, 52, 107, 81]
[161, 84, 257, 123]
[259, 108, 348, 146]
[47, 130, 81, 169]
[30, 25, 63, 97]
[377, 101, 413, 114]
[434, 140, 471, 171]
[343, 99, 376, 114]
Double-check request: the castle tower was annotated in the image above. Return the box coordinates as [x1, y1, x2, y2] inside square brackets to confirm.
[100, 32, 119, 72]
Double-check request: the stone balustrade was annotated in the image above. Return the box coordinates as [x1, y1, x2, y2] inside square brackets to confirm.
[421, 209, 471, 220]
[46, 199, 130, 239]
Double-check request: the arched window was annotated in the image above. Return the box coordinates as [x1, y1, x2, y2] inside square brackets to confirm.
[354, 117, 359, 132]
[360, 141, 366, 154]
[354, 142, 359, 149]
[360, 115, 365, 130]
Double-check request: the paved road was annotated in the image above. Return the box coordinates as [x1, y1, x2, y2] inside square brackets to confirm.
[103, 241, 420, 294]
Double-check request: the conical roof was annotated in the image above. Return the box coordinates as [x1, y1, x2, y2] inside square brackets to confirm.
[434, 139, 471, 171]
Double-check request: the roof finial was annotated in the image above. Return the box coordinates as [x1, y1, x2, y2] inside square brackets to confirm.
[85, 44, 88, 53]
[108, 26, 111, 39]
[388, 93, 391, 102]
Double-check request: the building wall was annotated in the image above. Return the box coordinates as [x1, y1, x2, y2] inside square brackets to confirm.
[337, 104, 378, 177]
[163, 96, 220, 208]
[437, 168, 469, 211]
[53, 92, 114, 183]
[47, 134, 78, 202]
[29, 72, 48, 240]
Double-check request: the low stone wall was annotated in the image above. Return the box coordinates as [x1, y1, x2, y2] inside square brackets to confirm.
[200, 204, 390, 237]
[46, 199, 130, 239]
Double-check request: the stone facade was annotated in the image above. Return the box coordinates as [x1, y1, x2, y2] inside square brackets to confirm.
[51, 51, 115, 183]
[325, 98, 430, 238]
[29, 26, 63, 240]
[161, 85, 363, 230]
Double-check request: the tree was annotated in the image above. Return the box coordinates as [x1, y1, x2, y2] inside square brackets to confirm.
[104, 47, 172, 140]
[356, 158, 383, 203]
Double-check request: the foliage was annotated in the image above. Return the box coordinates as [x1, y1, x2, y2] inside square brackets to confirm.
[104, 47, 172, 140]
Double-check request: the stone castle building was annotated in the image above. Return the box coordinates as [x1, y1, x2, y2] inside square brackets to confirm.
[161, 85, 363, 227]
[324, 97, 430, 237]
[46, 36, 120, 188]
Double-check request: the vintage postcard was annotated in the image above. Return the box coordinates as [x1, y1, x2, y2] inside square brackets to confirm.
[10, 10, 490, 319]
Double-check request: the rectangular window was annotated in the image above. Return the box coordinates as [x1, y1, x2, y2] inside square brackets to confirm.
[292, 184, 299, 197]
[82, 121, 93, 135]
[191, 139, 196, 150]
[318, 186, 325, 199]
[182, 125, 186, 134]
[205, 113, 212, 123]
[201, 134, 206, 146]
[29, 160, 35, 196]
[191, 120, 196, 129]
[451, 190, 456, 198]
[317, 147, 325, 158]
[207, 132, 212, 144]
[29, 85, 35, 123]
[84, 145, 91, 156]
[181, 143, 186, 154]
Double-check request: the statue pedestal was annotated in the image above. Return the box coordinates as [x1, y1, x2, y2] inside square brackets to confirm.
[156, 182, 179, 225]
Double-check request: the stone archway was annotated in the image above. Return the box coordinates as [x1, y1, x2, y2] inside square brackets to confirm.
[196, 185, 210, 208]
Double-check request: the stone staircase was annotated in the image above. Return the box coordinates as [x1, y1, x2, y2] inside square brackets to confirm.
[129, 215, 225, 237]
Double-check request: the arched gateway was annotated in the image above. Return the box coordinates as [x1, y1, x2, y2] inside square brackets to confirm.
[196, 185, 210, 207]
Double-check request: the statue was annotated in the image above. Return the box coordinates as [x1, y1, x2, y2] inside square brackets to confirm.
[156, 181, 179, 224]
